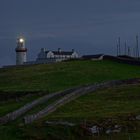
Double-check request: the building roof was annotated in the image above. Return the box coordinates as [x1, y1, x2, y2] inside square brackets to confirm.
[82, 54, 104, 59]
[46, 51, 74, 55]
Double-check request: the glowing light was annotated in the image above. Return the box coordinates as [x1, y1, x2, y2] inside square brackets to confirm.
[19, 38, 24, 43]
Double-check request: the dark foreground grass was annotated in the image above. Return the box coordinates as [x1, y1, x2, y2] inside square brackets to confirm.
[0, 94, 43, 117]
[1, 60, 140, 92]
[32, 84, 140, 140]
[1, 60, 140, 139]
[46, 84, 140, 121]
[20, 85, 140, 139]
[1, 84, 140, 140]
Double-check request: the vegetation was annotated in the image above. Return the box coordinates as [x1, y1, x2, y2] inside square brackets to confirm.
[24, 84, 140, 140]
[46, 84, 140, 121]
[1, 84, 140, 140]
[1, 60, 140, 139]
[0, 94, 43, 117]
[0, 60, 140, 92]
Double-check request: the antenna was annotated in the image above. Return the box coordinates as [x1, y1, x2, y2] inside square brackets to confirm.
[133, 47, 136, 57]
[136, 35, 139, 58]
[128, 46, 130, 56]
[118, 37, 121, 55]
[125, 41, 127, 55]
[117, 44, 119, 56]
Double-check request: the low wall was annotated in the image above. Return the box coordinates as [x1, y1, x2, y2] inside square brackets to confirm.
[24, 78, 140, 124]
[0, 86, 81, 125]
[1, 78, 140, 125]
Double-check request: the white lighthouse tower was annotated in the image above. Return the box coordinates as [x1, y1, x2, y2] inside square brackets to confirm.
[15, 37, 27, 65]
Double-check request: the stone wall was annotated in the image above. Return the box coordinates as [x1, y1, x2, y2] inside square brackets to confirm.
[0, 86, 81, 125]
[24, 78, 140, 124]
[0, 78, 140, 125]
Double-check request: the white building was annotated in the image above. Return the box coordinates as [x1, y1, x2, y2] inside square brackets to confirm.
[36, 48, 79, 63]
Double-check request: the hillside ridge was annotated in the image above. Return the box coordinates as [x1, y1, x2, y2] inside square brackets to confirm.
[1, 78, 140, 125]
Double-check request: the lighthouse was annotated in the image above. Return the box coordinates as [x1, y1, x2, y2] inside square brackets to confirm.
[15, 37, 27, 65]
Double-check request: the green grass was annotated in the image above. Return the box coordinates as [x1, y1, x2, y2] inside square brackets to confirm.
[25, 94, 65, 115]
[46, 84, 140, 121]
[1, 60, 140, 139]
[0, 94, 44, 117]
[1, 84, 139, 140]
[0, 60, 140, 92]
[21, 125, 140, 140]
[6, 84, 140, 140]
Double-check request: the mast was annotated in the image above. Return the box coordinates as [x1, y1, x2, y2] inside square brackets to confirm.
[125, 41, 127, 55]
[136, 35, 139, 58]
[118, 37, 121, 55]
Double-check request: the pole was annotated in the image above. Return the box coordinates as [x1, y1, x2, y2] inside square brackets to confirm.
[125, 41, 127, 55]
[117, 44, 118, 56]
[136, 35, 139, 58]
[118, 37, 121, 55]
[128, 46, 130, 56]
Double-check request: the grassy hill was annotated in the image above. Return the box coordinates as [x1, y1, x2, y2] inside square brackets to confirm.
[1, 60, 140, 140]
[1, 84, 140, 140]
[1, 60, 140, 92]
[46, 84, 140, 121]
[30, 84, 140, 140]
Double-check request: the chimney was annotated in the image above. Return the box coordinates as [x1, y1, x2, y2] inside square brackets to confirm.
[72, 49, 74, 52]
[41, 48, 46, 52]
[58, 48, 61, 53]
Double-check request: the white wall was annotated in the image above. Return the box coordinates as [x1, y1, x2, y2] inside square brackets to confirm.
[47, 51, 54, 58]
[71, 52, 79, 58]
[16, 52, 27, 65]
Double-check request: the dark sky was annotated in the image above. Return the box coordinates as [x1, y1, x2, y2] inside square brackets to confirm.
[0, 0, 140, 66]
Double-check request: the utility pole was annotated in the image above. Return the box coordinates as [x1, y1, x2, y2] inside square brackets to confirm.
[118, 37, 121, 56]
[125, 41, 127, 55]
[133, 47, 136, 58]
[128, 46, 131, 56]
[117, 44, 119, 56]
[136, 35, 139, 58]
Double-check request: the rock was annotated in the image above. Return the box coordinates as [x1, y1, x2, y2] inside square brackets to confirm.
[106, 125, 121, 134]
[136, 115, 140, 120]
[106, 129, 112, 134]
[113, 128, 121, 133]
[89, 125, 100, 134]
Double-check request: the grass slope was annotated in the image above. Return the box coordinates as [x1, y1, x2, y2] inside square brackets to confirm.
[0, 94, 43, 117]
[1, 60, 140, 139]
[26, 84, 140, 140]
[0, 60, 140, 92]
[1, 84, 140, 140]
[46, 84, 140, 121]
